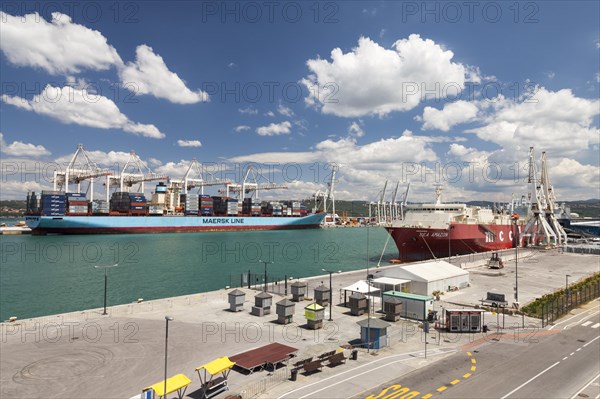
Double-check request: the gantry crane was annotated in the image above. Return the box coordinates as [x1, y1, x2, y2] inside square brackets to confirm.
[53, 144, 113, 201]
[218, 165, 287, 199]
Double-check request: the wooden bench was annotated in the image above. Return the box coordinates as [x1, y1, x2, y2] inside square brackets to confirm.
[302, 360, 323, 374]
[318, 350, 336, 360]
[327, 352, 346, 367]
[293, 357, 313, 368]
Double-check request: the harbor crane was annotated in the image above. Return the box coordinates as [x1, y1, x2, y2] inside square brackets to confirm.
[53, 144, 113, 201]
[521, 147, 566, 247]
[313, 164, 338, 219]
[105, 151, 167, 201]
[178, 159, 232, 194]
[218, 165, 288, 199]
[540, 151, 568, 244]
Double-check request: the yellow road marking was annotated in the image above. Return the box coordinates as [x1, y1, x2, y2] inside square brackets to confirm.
[463, 373, 472, 379]
[437, 386, 448, 392]
[421, 395, 432, 399]
[471, 358, 476, 364]
[466, 351, 472, 357]
[471, 366, 476, 371]
[450, 379, 460, 385]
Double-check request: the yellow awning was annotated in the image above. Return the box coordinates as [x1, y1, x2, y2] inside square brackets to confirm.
[195, 356, 236, 375]
[144, 374, 191, 397]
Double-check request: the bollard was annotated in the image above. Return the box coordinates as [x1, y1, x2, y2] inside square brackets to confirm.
[351, 350, 358, 360]
[290, 368, 298, 381]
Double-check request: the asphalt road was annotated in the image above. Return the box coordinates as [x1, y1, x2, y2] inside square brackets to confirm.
[359, 306, 600, 399]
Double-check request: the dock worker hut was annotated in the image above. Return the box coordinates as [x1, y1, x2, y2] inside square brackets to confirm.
[382, 291, 433, 321]
[357, 318, 391, 349]
[195, 357, 235, 399]
[377, 261, 469, 295]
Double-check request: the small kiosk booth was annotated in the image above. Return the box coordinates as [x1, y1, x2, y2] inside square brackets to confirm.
[304, 303, 325, 329]
[445, 309, 485, 332]
[291, 281, 307, 302]
[276, 298, 295, 324]
[228, 289, 246, 312]
[195, 356, 236, 399]
[314, 284, 330, 307]
[251, 291, 273, 316]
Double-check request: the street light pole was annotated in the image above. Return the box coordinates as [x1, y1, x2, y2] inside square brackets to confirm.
[258, 259, 273, 292]
[164, 316, 174, 398]
[566, 274, 571, 306]
[513, 216, 519, 304]
[94, 264, 118, 315]
[322, 269, 341, 321]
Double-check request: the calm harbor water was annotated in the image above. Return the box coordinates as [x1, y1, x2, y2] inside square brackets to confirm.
[0, 222, 396, 320]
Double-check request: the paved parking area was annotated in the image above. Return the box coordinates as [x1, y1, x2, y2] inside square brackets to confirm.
[0, 249, 597, 399]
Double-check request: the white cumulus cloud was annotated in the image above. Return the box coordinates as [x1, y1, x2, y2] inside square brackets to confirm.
[466, 87, 599, 156]
[0, 133, 50, 157]
[176, 139, 202, 147]
[0, 12, 122, 74]
[2, 85, 165, 139]
[256, 121, 292, 136]
[302, 35, 466, 117]
[119, 45, 209, 104]
[235, 125, 251, 133]
[420, 101, 479, 131]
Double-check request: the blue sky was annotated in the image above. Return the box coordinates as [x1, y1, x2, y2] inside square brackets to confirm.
[1, 1, 599, 202]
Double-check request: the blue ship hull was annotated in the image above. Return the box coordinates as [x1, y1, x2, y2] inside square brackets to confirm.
[25, 213, 326, 235]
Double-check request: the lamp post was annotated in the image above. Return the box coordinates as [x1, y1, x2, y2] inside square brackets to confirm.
[447, 225, 453, 262]
[258, 259, 273, 292]
[566, 274, 571, 306]
[94, 263, 118, 315]
[322, 269, 341, 321]
[164, 315, 174, 398]
[512, 215, 519, 304]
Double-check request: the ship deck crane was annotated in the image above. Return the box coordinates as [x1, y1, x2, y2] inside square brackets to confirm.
[53, 144, 113, 201]
[400, 181, 410, 220]
[389, 181, 399, 222]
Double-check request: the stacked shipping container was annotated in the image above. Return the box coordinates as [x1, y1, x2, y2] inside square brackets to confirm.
[67, 193, 89, 216]
[40, 191, 67, 216]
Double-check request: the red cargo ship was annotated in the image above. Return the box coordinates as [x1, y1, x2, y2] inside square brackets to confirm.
[385, 187, 525, 262]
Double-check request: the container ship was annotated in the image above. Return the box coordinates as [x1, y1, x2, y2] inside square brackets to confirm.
[24, 184, 325, 235]
[385, 187, 525, 262]
[23, 146, 331, 235]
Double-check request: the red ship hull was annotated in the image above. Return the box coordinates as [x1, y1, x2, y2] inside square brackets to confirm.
[385, 223, 518, 262]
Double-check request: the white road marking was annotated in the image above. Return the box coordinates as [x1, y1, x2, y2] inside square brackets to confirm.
[277, 347, 455, 399]
[562, 356, 568, 360]
[550, 307, 599, 330]
[563, 310, 600, 330]
[582, 321, 593, 326]
[583, 335, 600, 347]
[592, 323, 600, 329]
[571, 372, 600, 399]
[500, 361, 560, 399]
